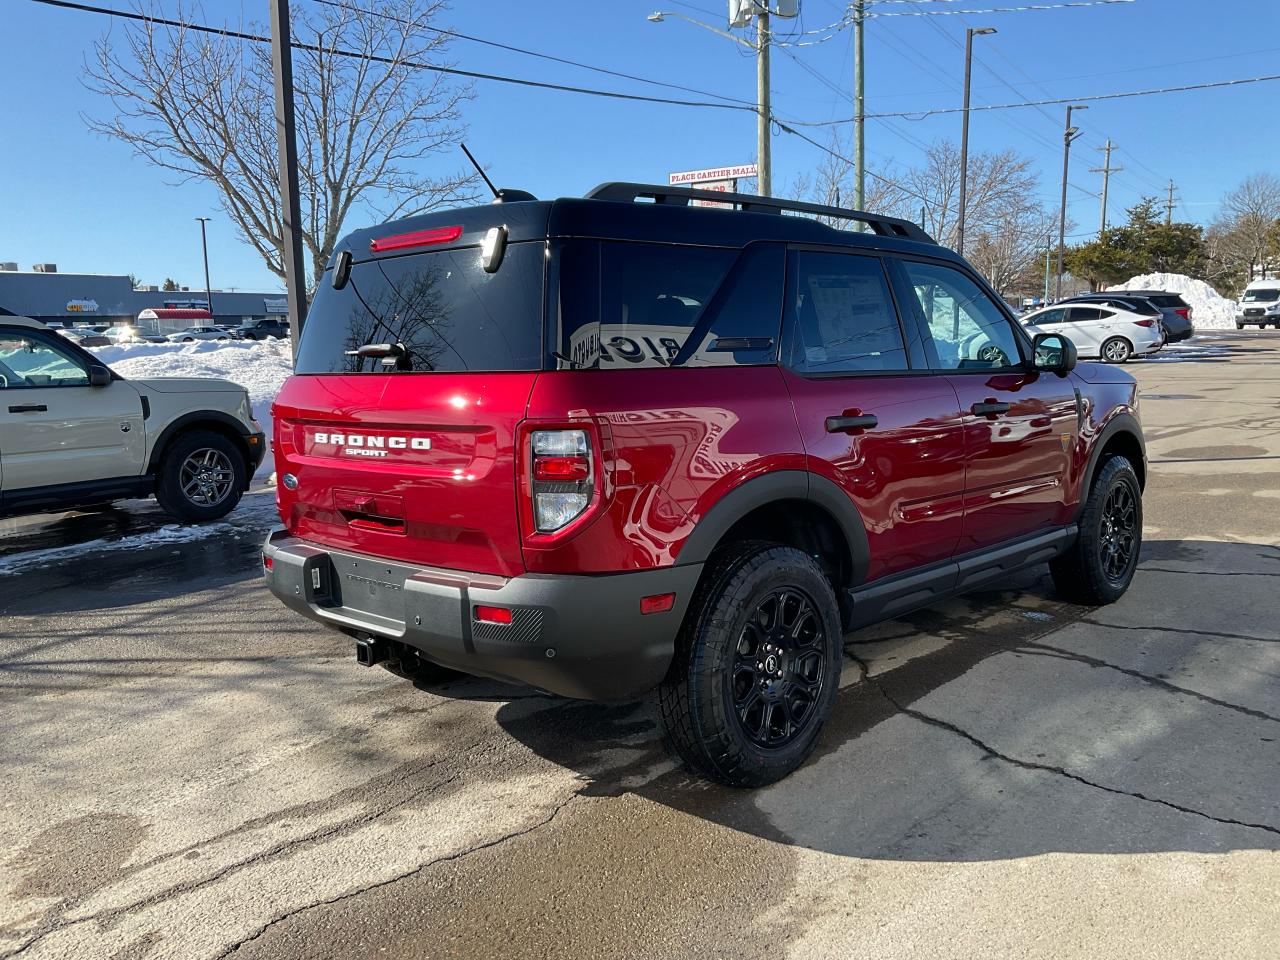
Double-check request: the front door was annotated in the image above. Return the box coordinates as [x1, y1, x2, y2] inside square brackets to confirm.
[888, 258, 1077, 555]
[782, 249, 967, 583]
[0, 326, 145, 492]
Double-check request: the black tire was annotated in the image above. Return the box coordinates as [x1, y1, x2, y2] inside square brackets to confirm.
[154, 429, 247, 522]
[658, 541, 843, 788]
[1050, 455, 1142, 605]
[1100, 337, 1132, 363]
[1236, 324, 1245, 330]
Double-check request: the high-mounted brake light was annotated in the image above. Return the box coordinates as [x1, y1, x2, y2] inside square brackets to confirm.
[369, 225, 463, 253]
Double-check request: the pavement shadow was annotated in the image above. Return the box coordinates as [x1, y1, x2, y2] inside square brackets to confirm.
[493, 538, 1280, 862]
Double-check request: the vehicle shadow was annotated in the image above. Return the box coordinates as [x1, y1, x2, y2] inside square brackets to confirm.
[489, 538, 1280, 862]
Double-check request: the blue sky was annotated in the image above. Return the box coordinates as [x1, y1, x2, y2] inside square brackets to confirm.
[0, 0, 1276, 293]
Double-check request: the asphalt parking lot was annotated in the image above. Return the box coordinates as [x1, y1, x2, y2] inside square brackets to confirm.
[2, 330, 1278, 960]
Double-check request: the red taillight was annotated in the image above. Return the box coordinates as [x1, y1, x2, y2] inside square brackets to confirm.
[474, 605, 512, 625]
[262, 554, 273, 571]
[369, 225, 463, 253]
[533, 455, 591, 482]
[1134, 319, 1155, 327]
[641, 593, 676, 615]
[1175, 307, 1190, 319]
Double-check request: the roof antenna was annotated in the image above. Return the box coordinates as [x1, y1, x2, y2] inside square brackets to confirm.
[460, 142, 499, 200]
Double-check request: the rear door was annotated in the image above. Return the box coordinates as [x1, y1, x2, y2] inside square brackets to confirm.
[274, 238, 546, 577]
[1062, 306, 1109, 355]
[0, 325, 145, 491]
[782, 248, 967, 582]
[889, 257, 1078, 554]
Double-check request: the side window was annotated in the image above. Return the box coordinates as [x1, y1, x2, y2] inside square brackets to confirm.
[1030, 308, 1066, 326]
[0, 329, 90, 389]
[681, 244, 784, 367]
[558, 241, 736, 369]
[1068, 307, 1105, 322]
[895, 260, 1022, 370]
[787, 251, 908, 374]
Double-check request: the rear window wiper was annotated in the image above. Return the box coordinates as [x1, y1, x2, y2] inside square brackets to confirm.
[346, 342, 410, 370]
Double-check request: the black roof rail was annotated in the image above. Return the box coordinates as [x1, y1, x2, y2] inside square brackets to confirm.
[584, 181, 936, 245]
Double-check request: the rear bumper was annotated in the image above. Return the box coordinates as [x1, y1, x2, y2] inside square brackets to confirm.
[261, 528, 702, 700]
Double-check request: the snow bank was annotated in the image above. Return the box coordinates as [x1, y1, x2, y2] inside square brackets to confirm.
[89, 339, 293, 477]
[1109, 273, 1239, 329]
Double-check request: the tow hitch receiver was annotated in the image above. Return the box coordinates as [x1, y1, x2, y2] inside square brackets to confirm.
[354, 636, 385, 666]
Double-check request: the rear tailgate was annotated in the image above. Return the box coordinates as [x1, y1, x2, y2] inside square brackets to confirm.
[273, 373, 536, 576]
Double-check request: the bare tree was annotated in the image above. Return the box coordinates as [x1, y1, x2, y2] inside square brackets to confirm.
[1215, 173, 1280, 280]
[85, 0, 477, 287]
[789, 132, 911, 228]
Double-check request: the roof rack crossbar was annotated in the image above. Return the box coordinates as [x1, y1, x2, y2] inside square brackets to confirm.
[584, 182, 936, 244]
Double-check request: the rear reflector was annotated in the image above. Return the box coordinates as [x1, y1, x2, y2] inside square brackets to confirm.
[641, 592, 676, 615]
[474, 605, 513, 625]
[370, 225, 463, 253]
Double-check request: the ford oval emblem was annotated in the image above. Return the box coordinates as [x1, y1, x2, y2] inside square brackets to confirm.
[282, 473, 299, 490]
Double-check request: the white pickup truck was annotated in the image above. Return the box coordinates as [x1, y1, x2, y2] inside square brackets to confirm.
[0, 316, 265, 522]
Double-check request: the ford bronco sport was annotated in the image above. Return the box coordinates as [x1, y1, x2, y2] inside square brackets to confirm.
[263, 183, 1145, 787]
[0, 316, 265, 522]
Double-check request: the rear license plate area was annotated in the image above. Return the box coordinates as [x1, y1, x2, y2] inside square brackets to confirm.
[333, 554, 409, 625]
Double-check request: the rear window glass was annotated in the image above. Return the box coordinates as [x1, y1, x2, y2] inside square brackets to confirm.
[1146, 294, 1186, 308]
[295, 242, 544, 374]
[557, 241, 753, 369]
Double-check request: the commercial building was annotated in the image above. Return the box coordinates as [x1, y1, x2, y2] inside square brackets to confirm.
[0, 265, 289, 331]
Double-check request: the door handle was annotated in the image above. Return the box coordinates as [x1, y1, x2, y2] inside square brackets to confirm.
[825, 414, 879, 433]
[971, 401, 1011, 417]
[8, 404, 47, 413]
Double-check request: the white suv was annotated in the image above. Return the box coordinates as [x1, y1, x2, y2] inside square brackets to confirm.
[0, 316, 265, 521]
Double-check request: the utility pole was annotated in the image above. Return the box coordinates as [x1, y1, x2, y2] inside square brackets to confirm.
[1165, 180, 1176, 224]
[269, 0, 308, 348]
[195, 217, 213, 317]
[1056, 103, 1087, 301]
[756, 6, 772, 196]
[956, 25, 996, 254]
[1044, 235, 1052, 304]
[1089, 139, 1122, 237]
[853, 0, 865, 211]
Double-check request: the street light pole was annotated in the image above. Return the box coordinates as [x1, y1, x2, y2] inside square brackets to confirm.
[195, 217, 213, 317]
[853, 0, 865, 211]
[1056, 103, 1088, 301]
[956, 26, 996, 255]
[269, 0, 308, 348]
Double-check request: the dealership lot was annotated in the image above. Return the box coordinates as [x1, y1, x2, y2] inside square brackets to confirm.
[1, 331, 1278, 960]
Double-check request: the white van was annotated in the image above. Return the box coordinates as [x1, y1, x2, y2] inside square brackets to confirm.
[1237, 279, 1280, 329]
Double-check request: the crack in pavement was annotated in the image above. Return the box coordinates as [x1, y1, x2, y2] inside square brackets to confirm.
[1080, 619, 1280, 645]
[213, 790, 582, 959]
[844, 652, 1280, 840]
[0, 744, 484, 960]
[1138, 567, 1280, 578]
[1016, 642, 1280, 726]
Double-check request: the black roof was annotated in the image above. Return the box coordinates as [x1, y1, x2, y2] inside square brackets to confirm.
[330, 181, 951, 271]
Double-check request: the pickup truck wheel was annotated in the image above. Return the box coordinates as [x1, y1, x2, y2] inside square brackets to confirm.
[1050, 455, 1142, 605]
[1100, 337, 1132, 363]
[659, 541, 842, 788]
[155, 430, 246, 522]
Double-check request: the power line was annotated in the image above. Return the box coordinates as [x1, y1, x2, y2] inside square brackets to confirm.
[866, 0, 1136, 16]
[27, 0, 760, 115]
[789, 72, 1280, 121]
[309, 0, 756, 107]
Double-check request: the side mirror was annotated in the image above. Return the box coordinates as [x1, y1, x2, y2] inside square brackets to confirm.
[88, 364, 112, 387]
[1033, 333, 1077, 376]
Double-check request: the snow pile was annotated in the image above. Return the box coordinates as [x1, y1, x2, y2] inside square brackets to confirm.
[1109, 273, 1239, 329]
[89, 339, 294, 477]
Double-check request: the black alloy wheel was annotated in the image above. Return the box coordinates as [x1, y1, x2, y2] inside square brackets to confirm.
[1098, 481, 1138, 584]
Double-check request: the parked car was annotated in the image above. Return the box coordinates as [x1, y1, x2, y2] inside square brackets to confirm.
[1021, 303, 1163, 362]
[167, 325, 232, 343]
[1108, 290, 1195, 341]
[235, 318, 290, 340]
[0, 316, 265, 521]
[1236, 279, 1280, 329]
[56, 327, 113, 348]
[101, 325, 166, 345]
[261, 182, 1146, 787]
[1059, 293, 1190, 343]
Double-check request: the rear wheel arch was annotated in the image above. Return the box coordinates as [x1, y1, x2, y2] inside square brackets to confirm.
[675, 470, 871, 593]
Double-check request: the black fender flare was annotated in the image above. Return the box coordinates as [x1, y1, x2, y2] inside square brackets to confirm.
[1078, 412, 1146, 515]
[146, 410, 256, 475]
[675, 470, 872, 586]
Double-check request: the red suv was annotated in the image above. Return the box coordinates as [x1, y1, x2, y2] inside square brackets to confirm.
[264, 183, 1145, 786]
